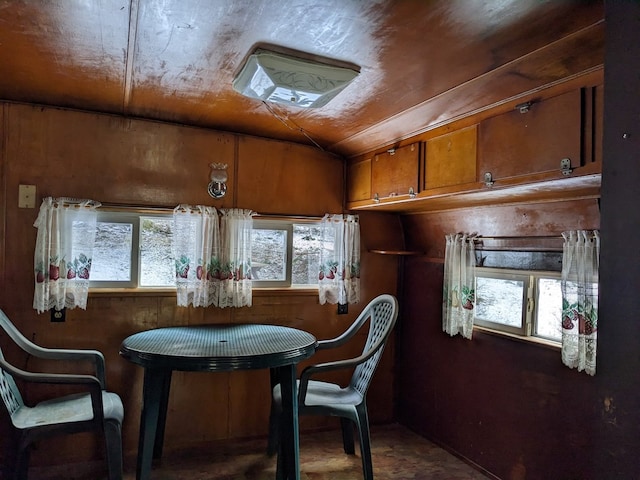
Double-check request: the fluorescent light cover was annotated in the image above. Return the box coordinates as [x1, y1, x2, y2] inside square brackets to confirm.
[233, 49, 359, 108]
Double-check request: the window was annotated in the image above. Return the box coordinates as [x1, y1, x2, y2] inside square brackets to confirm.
[474, 267, 562, 343]
[88, 211, 323, 290]
[88, 211, 174, 288]
[251, 219, 325, 288]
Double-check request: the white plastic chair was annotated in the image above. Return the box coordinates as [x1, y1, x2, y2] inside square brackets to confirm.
[267, 294, 399, 480]
[0, 309, 123, 480]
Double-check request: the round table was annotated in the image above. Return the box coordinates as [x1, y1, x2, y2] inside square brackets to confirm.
[120, 323, 317, 480]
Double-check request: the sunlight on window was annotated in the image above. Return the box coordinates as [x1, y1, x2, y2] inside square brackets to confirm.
[475, 277, 525, 328]
[251, 229, 287, 281]
[535, 278, 562, 341]
[91, 222, 133, 281]
[139, 217, 175, 287]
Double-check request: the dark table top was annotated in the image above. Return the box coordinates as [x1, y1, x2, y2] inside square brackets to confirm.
[120, 323, 317, 371]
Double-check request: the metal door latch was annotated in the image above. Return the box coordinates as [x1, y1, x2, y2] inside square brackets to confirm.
[560, 158, 573, 176]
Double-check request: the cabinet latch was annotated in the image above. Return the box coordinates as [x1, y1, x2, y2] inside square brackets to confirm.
[484, 172, 495, 187]
[373, 193, 380, 203]
[560, 158, 573, 176]
[408, 187, 416, 198]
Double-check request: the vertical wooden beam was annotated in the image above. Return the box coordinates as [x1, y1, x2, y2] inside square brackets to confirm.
[596, 1, 640, 477]
[0, 104, 5, 304]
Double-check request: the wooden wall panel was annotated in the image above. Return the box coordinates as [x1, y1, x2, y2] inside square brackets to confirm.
[5, 104, 236, 208]
[398, 198, 601, 479]
[0, 103, 397, 471]
[236, 136, 343, 216]
[402, 198, 601, 258]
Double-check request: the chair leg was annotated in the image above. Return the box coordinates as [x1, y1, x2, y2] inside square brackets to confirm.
[355, 404, 373, 480]
[104, 420, 124, 480]
[340, 417, 355, 454]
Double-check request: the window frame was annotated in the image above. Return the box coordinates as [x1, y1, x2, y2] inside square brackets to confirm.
[251, 220, 293, 288]
[90, 210, 175, 290]
[251, 217, 323, 289]
[89, 211, 140, 289]
[474, 267, 562, 345]
[89, 211, 323, 292]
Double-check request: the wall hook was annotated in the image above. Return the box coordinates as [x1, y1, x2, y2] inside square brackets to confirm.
[208, 163, 228, 198]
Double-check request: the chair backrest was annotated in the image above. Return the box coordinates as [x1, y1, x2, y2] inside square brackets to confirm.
[349, 294, 398, 397]
[0, 310, 26, 416]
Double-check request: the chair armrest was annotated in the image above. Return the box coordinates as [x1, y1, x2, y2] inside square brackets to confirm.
[1, 356, 105, 421]
[298, 332, 389, 402]
[28, 348, 106, 389]
[298, 354, 369, 402]
[0, 311, 106, 388]
[0, 356, 102, 387]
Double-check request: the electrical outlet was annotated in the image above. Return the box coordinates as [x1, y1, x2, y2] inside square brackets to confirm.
[337, 303, 348, 315]
[51, 308, 66, 322]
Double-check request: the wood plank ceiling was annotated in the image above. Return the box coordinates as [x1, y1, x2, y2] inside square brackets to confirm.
[0, 0, 604, 158]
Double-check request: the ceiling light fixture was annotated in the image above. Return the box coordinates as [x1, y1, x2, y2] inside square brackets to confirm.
[232, 48, 359, 109]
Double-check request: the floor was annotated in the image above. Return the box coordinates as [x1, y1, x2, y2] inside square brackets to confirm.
[29, 424, 493, 480]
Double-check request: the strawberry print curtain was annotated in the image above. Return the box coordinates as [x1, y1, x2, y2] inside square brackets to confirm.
[218, 209, 253, 308]
[172, 205, 221, 307]
[172, 206, 253, 308]
[561, 230, 600, 376]
[318, 214, 360, 305]
[33, 197, 100, 313]
[442, 233, 476, 339]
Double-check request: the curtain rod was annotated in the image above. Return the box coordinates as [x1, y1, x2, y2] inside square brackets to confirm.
[477, 232, 598, 241]
[476, 235, 563, 240]
[98, 203, 325, 221]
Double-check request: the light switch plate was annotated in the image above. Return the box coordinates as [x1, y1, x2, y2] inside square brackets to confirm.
[18, 184, 36, 208]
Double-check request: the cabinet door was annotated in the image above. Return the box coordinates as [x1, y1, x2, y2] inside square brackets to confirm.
[424, 125, 477, 190]
[371, 142, 421, 199]
[478, 89, 581, 180]
[347, 158, 372, 202]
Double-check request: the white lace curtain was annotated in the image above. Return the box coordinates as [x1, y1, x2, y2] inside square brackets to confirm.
[318, 214, 360, 305]
[33, 197, 101, 313]
[172, 206, 253, 308]
[219, 209, 253, 308]
[442, 233, 477, 339]
[561, 230, 600, 376]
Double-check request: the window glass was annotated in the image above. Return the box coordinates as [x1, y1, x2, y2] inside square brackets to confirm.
[535, 277, 562, 342]
[90, 220, 134, 282]
[475, 276, 525, 328]
[139, 216, 175, 287]
[252, 228, 288, 282]
[251, 219, 324, 288]
[474, 267, 563, 344]
[292, 223, 324, 285]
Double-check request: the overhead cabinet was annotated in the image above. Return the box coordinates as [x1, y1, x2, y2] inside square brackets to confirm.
[371, 142, 422, 201]
[478, 89, 582, 180]
[346, 78, 602, 213]
[424, 126, 477, 190]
